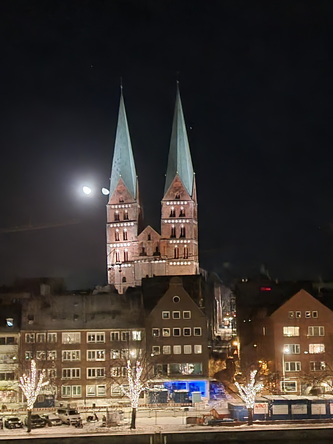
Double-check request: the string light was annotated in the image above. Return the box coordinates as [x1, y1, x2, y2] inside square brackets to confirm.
[121, 360, 146, 409]
[19, 360, 48, 410]
[235, 370, 263, 409]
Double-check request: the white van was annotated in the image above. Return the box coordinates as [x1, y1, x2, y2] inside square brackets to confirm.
[56, 408, 81, 425]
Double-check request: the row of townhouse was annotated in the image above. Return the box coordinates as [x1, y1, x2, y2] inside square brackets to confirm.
[0, 275, 234, 408]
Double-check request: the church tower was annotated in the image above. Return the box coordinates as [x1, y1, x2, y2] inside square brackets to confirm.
[106, 87, 140, 293]
[159, 84, 199, 275]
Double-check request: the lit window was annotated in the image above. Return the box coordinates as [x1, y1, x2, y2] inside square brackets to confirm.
[123, 229, 128, 241]
[308, 326, 325, 336]
[305, 311, 311, 318]
[87, 350, 105, 361]
[114, 211, 119, 221]
[309, 344, 325, 354]
[132, 331, 142, 341]
[184, 345, 192, 354]
[281, 381, 297, 392]
[25, 351, 33, 360]
[310, 361, 326, 371]
[25, 333, 35, 343]
[47, 333, 57, 343]
[62, 332, 81, 344]
[283, 326, 299, 337]
[194, 345, 202, 354]
[62, 350, 80, 361]
[295, 311, 301, 318]
[36, 351, 46, 360]
[312, 311, 318, 318]
[284, 344, 300, 354]
[163, 346, 171, 354]
[179, 207, 185, 217]
[152, 328, 160, 337]
[87, 332, 105, 343]
[115, 229, 120, 241]
[152, 346, 160, 355]
[162, 311, 170, 319]
[285, 361, 301, 372]
[48, 351, 57, 361]
[162, 328, 170, 337]
[288, 311, 294, 319]
[173, 345, 181, 354]
[110, 349, 120, 359]
[170, 207, 175, 217]
[36, 333, 46, 343]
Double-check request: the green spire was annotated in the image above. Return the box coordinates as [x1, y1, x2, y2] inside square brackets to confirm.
[109, 88, 137, 199]
[164, 84, 194, 196]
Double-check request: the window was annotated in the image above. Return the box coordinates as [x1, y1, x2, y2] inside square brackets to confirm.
[179, 207, 185, 217]
[97, 385, 106, 396]
[0, 353, 15, 364]
[312, 311, 318, 318]
[170, 207, 175, 217]
[152, 328, 160, 337]
[36, 351, 46, 360]
[285, 361, 301, 372]
[163, 346, 171, 354]
[0, 372, 14, 381]
[25, 351, 33, 360]
[110, 331, 119, 341]
[305, 311, 311, 318]
[284, 344, 300, 354]
[124, 250, 128, 262]
[47, 333, 57, 343]
[281, 381, 297, 392]
[173, 295, 180, 303]
[152, 346, 160, 355]
[162, 328, 170, 337]
[111, 367, 120, 377]
[115, 250, 120, 262]
[183, 328, 191, 336]
[114, 211, 119, 221]
[120, 349, 129, 359]
[183, 311, 191, 319]
[87, 368, 105, 378]
[172, 311, 180, 319]
[62, 350, 81, 361]
[48, 350, 57, 360]
[184, 247, 189, 259]
[283, 326, 300, 337]
[0, 336, 16, 345]
[309, 344, 325, 354]
[194, 345, 202, 354]
[87, 350, 105, 361]
[124, 210, 129, 220]
[184, 345, 192, 354]
[121, 331, 130, 341]
[180, 226, 185, 238]
[171, 226, 176, 238]
[62, 368, 81, 379]
[174, 247, 179, 259]
[47, 369, 57, 379]
[173, 328, 181, 337]
[310, 361, 326, 371]
[132, 331, 142, 341]
[87, 332, 105, 343]
[115, 229, 120, 241]
[194, 327, 202, 336]
[61, 385, 81, 398]
[308, 326, 325, 336]
[25, 333, 35, 343]
[162, 311, 170, 319]
[288, 311, 294, 319]
[173, 345, 181, 354]
[62, 332, 81, 344]
[36, 333, 46, 343]
[110, 349, 120, 359]
[86, 385, 96, 396]
[295, 311, 301, 318]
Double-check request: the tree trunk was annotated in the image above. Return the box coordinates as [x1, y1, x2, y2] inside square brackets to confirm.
[27, 409, 32, 433]
[247, 407, 253, 425]
[130, 407, 136, 429]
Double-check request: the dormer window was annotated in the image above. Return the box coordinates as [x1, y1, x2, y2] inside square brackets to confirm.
[114, 211, 120, 221]
[170, 207, 175, 217]
[171, 226, 176, 238]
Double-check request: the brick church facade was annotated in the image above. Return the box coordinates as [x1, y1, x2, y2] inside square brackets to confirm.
[106, 86, 199, 293]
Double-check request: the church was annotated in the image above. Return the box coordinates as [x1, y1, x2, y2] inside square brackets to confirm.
[106, 85, 199, 293]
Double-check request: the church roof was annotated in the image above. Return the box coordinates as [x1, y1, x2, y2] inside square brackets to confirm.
[164, 85, 194, 197]
[109, 89, 137, 199]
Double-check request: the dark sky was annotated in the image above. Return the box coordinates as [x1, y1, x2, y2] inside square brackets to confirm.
[1, 0, 333, 289]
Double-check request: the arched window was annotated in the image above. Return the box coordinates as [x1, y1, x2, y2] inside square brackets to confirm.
[114, 211, 120, 221]
[174, 247, 179, 259]
[115, 250, 120, 262]
[119, 196, 124, 203]
[180, 226, 185, 238]
[123, 229, 128, 241]
[179, 206, 185, 217]
[124, 210, 129, 220]
[171, 226, 176, 238]
[148, 234, 151, 241]
[175, 193, 180, 200]
[122, 276, 127, 283]
[184, 247, 189, 259]
[170, 207, 175, 217]
[124, 249, 128, 262]
[115, 229, 120, 241]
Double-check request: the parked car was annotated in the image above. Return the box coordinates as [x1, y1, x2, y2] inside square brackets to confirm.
[24, 414, 46, 428]
[41, 413, 63, 426]
[4, 416, 23, 429]
[56, 408, 81, 425]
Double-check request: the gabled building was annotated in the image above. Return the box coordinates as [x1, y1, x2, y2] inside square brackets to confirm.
[106, 85, 199, 294]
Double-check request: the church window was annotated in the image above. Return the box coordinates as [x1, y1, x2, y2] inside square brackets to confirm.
[114, 211, 119, 221]
[124, 210, 129, 220]
[175, 193, 180, 199]
[174, 247, 179, 259]
[184, 247, 189, 259]
[148, 234, 151, 241]
[124, 249, 128, 262]
[170, 207, 175, 217]
[119, 196, 124, 203]
[179, 207, 185, 217]
[180, 226, 185, 238]
[123, 229, 128, 241]
[115, 250, 120, 262]
[122, 277, 126, 283]
[171, 226, 176, 238]
[115, 229, 120, 241]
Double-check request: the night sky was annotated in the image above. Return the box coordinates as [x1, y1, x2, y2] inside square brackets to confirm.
[1, 1, 333, 289]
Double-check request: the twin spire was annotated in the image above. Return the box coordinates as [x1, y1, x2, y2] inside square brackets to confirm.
[109, 84, 194, 200]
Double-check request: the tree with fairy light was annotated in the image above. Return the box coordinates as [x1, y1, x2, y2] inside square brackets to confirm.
[121, 360, 147, 429]
[19, 359, 48, 433]
[235, 370, 263, 425]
